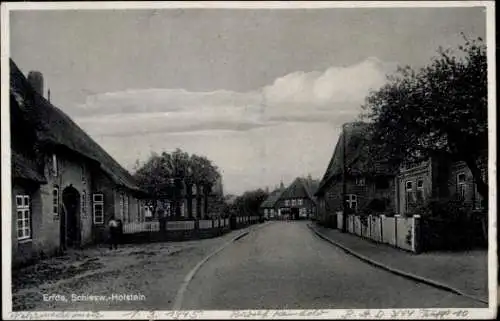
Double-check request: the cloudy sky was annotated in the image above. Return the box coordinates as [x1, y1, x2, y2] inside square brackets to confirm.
[9, 5, 486, 195]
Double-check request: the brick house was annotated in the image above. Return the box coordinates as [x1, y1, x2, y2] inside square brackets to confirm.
[275, 176, 319, 220]
[10, 59, 149, 267]
[314, 122, 396, 225]
[396, 155, 487, 215]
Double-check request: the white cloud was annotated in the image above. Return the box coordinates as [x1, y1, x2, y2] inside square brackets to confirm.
[262, 56, 391, 107]
[71, 58, 394, 194]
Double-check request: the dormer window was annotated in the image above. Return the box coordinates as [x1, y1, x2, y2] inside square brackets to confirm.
[356, 177, 366, 186]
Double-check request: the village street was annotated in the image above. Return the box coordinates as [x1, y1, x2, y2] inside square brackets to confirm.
[12, 220, 485, 311]
[180, 221, 486, 310]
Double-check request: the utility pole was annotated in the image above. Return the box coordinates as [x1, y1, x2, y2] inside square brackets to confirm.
[342, 123, 347, 233]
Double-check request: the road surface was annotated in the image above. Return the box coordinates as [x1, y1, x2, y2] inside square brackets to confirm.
[180, 221, 485, 309]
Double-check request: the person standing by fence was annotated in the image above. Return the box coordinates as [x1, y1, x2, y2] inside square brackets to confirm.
[108, 217, 119, 250]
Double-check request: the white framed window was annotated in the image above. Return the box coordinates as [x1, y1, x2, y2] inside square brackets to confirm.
[16, 195, 31, 240]
[93, 193, 104, 224]
[356, 177, 366, 186]
[52, 186, 59, 217]
[291, 199, 296, 206]
[144, 206, 153, 218]
[52, 154, 58, 176]
[416, 179, 425, 202]
[345, 194, 357, 211]
[457, 173, 466, 200]
[81, 191, 87, 216]
[298, 199, 303, 206]
[285, 199, 290, 206]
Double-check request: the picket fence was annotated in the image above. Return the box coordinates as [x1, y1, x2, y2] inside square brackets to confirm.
[122, 217, 253, 234]
[336, 212, 421, 253]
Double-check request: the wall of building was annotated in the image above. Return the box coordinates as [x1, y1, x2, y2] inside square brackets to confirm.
[396, 158, 487, 215]
[397, 161, 432, 215]
[12, 181, 45, 266]
[91, 171, 116, 242]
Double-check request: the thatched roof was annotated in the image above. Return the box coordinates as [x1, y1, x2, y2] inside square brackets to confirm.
[315, 121, 395, 196]
[10, 59, 145, 194]
[260, 188, 284, 209]
[11, 151, 47, 184]
[279, 177, 319, 204]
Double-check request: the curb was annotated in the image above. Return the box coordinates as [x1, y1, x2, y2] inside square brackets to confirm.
[172, 222, 270, 310]
[307, 224, 489, 305]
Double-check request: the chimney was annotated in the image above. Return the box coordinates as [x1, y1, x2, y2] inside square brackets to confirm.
[47, 89, 51, 102]
[280, 180, 284, 189]
[27, 71, 44, 96]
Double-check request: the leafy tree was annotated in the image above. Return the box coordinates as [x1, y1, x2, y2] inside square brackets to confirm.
[133, 152, 174, 217]
[362, 35, 488, 200]
[233, 188, 269, 217]
[133, 148, 222, 219]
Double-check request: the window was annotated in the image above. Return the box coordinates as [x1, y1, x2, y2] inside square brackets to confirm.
[52, 154, 58, 176]
[119, 193, 125, 220]
[52, 186, 59, 217]
[298, 199, 303, 206]
[457, 173, 466, 200]
[356, 177, 366, 186]
[405, 181, 414, 212]
[93, 193, 104, 224]
[124, 195, 129, 223]
[416, 179, 425, 202]
[81, 191, 86, 216]
[16, 195, 31, 240]
[291, 199, 296, 206]
[144, 206, 153, 218]
[285, 199, 290, 206]
[345, 194, 357, 211]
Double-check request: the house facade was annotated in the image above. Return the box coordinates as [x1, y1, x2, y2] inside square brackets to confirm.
[260, 184, 285, 219]
[275, 177, 319, 220]
[396, 156, 487, 215]
[315, 122, 396, 224]
[10, 60, 148, 267]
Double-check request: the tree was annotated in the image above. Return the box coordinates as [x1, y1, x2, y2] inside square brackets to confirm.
[133, 152, 173, 218]
[362, 35, 488, 201]
[134, 149, 222, 219]
[233, 189, 269, 217]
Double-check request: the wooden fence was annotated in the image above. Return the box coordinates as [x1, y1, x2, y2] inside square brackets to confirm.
[336, 212, 421, 253]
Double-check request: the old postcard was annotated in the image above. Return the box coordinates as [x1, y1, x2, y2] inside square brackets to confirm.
[1, 1, 497, 319]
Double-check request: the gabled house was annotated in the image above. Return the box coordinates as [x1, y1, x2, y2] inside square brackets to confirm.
[276, 176, 319, 220]
[10, 59, 149, 267]
[259, 185, 285, 219]
[314, 122, 396, 224]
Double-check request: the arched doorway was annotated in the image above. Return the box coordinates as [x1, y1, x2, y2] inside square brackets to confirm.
[61, 186, 81, 249]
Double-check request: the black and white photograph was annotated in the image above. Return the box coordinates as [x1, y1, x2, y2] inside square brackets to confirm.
[1, 1, 497, 319]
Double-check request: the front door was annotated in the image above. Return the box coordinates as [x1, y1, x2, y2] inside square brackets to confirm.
[291, 208, 299, 220]
[62, 186, 81, 249]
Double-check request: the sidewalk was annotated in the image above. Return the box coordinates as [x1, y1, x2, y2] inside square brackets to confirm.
[309, 224, 488, 304]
